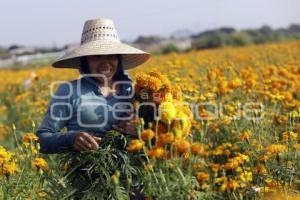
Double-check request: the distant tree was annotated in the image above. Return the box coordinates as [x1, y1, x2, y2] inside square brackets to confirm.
[8, 45, 23, 51]
[288, 24, 300, 33]
[192, 27, 235, 39]
[134, 36, 164, 45]
[258, 25, 273, 35]
[230, 32, 253, 46]
[162, 44, 179, 54]
[191, 32, 231, 49]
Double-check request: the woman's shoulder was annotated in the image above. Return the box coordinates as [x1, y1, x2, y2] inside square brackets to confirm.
[52, 79, 82, 100]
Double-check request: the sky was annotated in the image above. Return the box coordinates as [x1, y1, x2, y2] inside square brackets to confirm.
[0, 0, 299, 47]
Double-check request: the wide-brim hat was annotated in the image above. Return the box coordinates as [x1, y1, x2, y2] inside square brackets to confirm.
[52, 18, 151, 70]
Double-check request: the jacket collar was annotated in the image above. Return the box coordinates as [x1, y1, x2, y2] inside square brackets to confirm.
[78, 64, 132, 97]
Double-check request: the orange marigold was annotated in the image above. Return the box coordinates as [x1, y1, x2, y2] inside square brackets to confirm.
[141, 129, 155, 141]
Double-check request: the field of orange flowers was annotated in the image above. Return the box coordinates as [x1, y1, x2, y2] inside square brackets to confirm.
[1, 40, 300, 199]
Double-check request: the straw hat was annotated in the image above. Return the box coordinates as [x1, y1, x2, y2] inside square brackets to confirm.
[52, 18, 151, 69]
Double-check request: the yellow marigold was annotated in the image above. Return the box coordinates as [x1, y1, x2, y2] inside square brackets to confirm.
[224, 154, 249, 170]
[282, 131, 298, 142]
[239, 171, 252, 182]
[172, 110, 192, 136]
[196, 172, 209, 183]
[217, 177, 239, 191]
[226, 180, 239, 191]
[236, 153, 250, 163]
[31, 157, 48, 172]
[173, 128, 184, 139]
[159, 101, 176, 124]
[294, 143, 300, 150]
[127, 139, 144, 152]
[245, 78, 256, 90]
[147, 147, 166, 159]
[171, 84, 183, 101]
[163, 92, 173, 102]
[266, 144, 287, 155]
[209, 163, 221, 173]
[22, 133, 38, 144]
[253, 165, 268, 175]
[175, 104, 193, 119]
[220, 116, 232, 125]
[223, 149, 231, 156]
[240, 129, 252, 141]
[2, 162, 18, 175]
[228, 78, 242, 89]
[217, 80, 230, 95]
[215, 176, 226, 184]
[0, 147, 13, 164]
[141, 129, 155, 141]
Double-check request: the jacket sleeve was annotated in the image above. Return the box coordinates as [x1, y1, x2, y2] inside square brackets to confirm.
[35, 82, 79, 154]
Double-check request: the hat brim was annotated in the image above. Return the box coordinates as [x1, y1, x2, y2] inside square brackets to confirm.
[52, 41, 151, 70]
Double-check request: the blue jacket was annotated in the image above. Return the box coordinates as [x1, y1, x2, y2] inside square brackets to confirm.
[35, 65, 133, 154]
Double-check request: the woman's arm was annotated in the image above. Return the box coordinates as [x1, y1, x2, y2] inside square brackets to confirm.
[35, 82, 79, 154]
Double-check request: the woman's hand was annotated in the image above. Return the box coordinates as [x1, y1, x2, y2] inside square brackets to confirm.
[73, 132, 102, 152]
[112, 119, 140, 138]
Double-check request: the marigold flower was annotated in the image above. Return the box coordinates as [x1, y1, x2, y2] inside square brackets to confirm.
[191, 143, 205, 156]
[239, 171, 252, 182]
[2, 162, 18, 175]
[159, 101, 176, 124]
[240, 129, 253, 141]
[174, 139, 191, 154]
[147, 147, 166, 159]
[209, 163, 221, 173]
[253, 165, 268, 175]
[228, 78, 242, 89]
[172, 110, 192, 136]
[171, 84, 183, 101]
[294, 143, 300, 150]
[226, 180, 239, 191]
[266, 144, 287, 155]
[282, 131, 298, 142]
[0, 146, 13, 164]
[173, 128, 184, 139]
[158, 132, 175, 146]
[31, 157, 49, 172]
[22, 133, 38, 144]
[136, 73, 163, 92]
[127, 139, 144, 152]
[141, 129, 155, 141]
[196, 172, 209, 183]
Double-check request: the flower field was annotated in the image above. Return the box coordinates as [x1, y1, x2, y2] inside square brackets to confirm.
[1, 40, 300, 199]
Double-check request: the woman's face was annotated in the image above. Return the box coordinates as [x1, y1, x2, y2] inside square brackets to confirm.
[86, 55, 118, 84]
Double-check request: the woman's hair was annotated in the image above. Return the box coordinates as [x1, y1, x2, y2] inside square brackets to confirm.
[79, 55, 132, 94]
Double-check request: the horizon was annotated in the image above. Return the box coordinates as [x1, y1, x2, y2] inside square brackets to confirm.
[2, 23, 299, 49]
[0, 0, 299, 47]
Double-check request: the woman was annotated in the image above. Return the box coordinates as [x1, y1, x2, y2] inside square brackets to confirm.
[35, 18, 150, 198]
